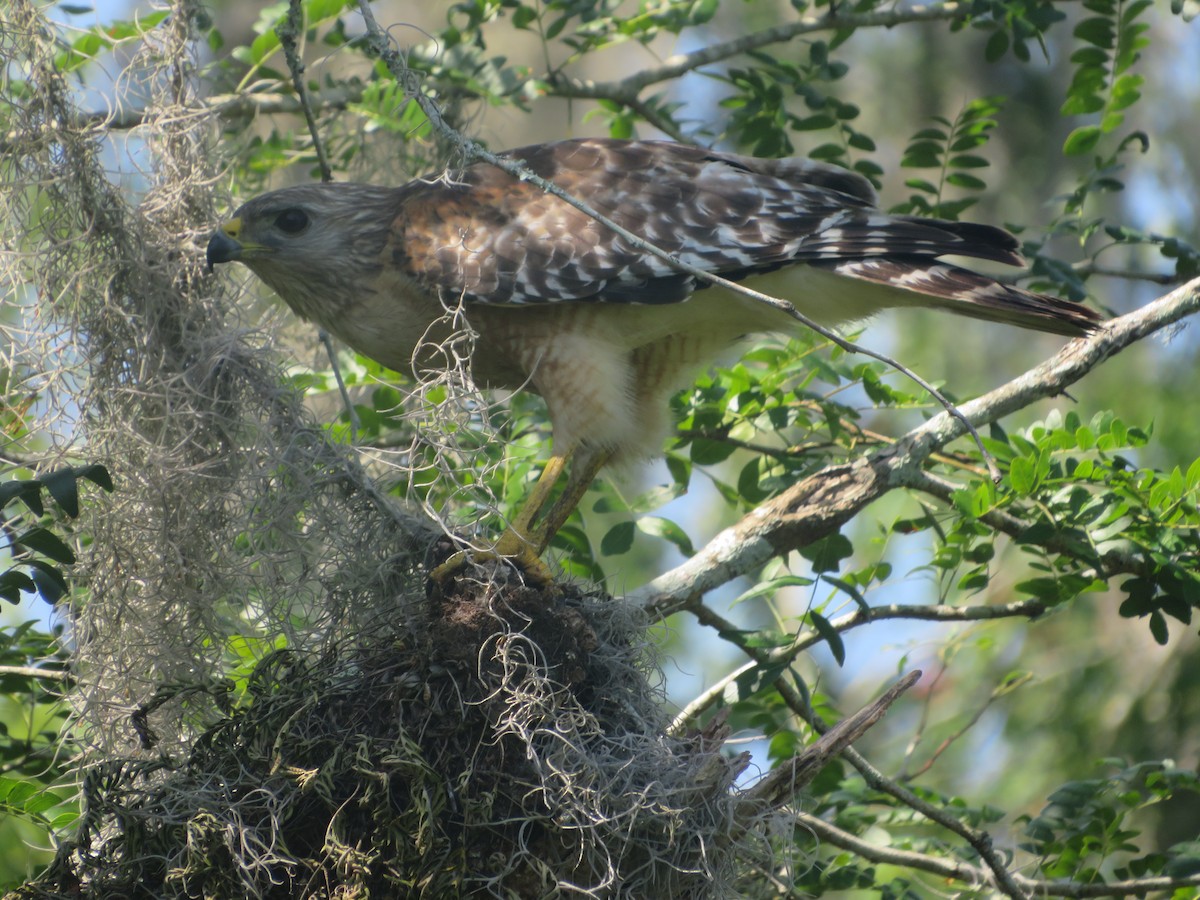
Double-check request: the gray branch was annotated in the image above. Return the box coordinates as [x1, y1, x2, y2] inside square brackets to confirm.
[632, 276, 1200, 619]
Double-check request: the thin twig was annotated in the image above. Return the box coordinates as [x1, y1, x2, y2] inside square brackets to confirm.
[738, 670, 921, 814]
[1073, 263, 1177, 284]
[276, 0, 333, 183]
[317, 329, 362, 436]
[900, 673, 1031, 781]
[278, 0, 362, 434]
[669, 597, 1044, 735]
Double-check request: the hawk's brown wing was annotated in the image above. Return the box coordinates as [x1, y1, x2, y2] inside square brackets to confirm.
[389, 139, 1073, 322]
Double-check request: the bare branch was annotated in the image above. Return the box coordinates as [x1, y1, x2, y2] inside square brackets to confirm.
[670, 598, 1043, 734]
[277, 0, 334, 183]
[738, 670, 920, 814]
[900, 674, 1030, 781]
[1073, 263, 1178, 284]
[0, 664, 70, 683]
[797, 811, 994, 888]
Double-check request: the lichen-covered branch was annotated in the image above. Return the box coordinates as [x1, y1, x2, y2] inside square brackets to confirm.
[632, 276, 1200, 619]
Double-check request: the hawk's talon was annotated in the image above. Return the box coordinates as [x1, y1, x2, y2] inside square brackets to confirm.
[426, 534, 555, 587]
[427, 549, 471, 586]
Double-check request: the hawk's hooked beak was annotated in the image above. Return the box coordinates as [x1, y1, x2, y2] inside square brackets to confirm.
[205, 218, 244, 273]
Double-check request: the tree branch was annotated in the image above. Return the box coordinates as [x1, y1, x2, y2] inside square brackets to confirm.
[549, 2, 983, 103]
[670, 597, 1043, 734]
[780, 678, 1031, 899]
[632, 276, 1200, 619]
[277, 0, 334, 183]
[686, 603, 1031, 898]
[0, 664, 70, 683]
[737, 670, 920, 815]
[798, 812, 1200, 897]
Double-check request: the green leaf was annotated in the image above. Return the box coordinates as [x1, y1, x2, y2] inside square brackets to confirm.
[948, 154, 990, 169]
[808, 611, 846, 665]
[984, 29, 1009, 61]
[946, 172, 986, 190]
[1073, 16, 1115, 48]
[41, 469, 81, 518]
[600, 521, 635, 556]
[820, 575, 871, 614]
[1184, 456, 1200, 491]
[800, 533, 853, 574]
[1063, 125, 1103, 156]
[793, 114, 837, 131]
[512, 5, 536, 28]
[808, 143, 846, 161]
[1108, 73, 1143, 112]
[77, 463, 114, 493]
[904, 178, 939, 195]
[14, 528, 75, 564]
[1061, 92, 1106, 116]
[733, 575, 814, 606]
[1149, 611, 1169, 645]
[847, 131, 875, 152]
[28, 562, 69, 605]
[0, 480, 44, 516]
[637, 516, 695, 556]
[1009, 456, 1035, 495]
[689, 437, 735, 465]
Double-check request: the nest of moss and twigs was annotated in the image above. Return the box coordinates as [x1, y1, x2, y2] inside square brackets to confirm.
[14, 562, 757, 899]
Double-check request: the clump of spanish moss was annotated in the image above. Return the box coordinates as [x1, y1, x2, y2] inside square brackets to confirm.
[2, 4, 765, 897]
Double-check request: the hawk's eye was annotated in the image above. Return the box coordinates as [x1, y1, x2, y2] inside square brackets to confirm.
[273, 208, 310, 234]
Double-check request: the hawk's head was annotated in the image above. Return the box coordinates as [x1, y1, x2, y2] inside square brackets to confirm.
[206, 183, 400, 322]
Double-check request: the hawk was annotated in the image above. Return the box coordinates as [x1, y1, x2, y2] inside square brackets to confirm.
[206, 138, 1100, 580]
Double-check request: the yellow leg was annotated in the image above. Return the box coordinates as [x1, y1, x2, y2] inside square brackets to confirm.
[507, 452, 570, 537]
[485, 452, 572, 583]
[533, 447, 612, 554]
[429, 450, 579, 586]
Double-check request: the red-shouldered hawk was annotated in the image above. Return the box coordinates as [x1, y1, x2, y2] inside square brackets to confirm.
[206, 138, 1100, 581]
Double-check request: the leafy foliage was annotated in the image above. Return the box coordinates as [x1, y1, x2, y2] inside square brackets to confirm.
[894, 96, 1004, 220]
[1059, 0, 1151, 157]
[0, 465, 112, 606]
[4, 0, 1200, 895]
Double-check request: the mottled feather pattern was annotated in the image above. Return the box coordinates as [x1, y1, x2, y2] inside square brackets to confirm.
[390, 139, 1072, 325]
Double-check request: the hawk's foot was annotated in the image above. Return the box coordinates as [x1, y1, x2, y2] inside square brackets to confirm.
[426, 528, 555, 588]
